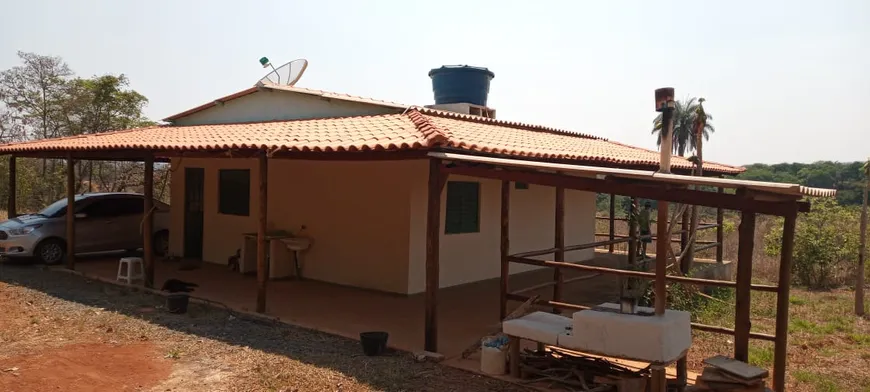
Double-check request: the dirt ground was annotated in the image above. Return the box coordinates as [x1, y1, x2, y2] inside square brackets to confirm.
[0, 264, 528, 392]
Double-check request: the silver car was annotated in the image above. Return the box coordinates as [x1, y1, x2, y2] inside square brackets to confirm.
[0, 192, 170, 264]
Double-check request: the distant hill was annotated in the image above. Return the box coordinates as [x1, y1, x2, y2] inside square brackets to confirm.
[738, 161, 865, 205]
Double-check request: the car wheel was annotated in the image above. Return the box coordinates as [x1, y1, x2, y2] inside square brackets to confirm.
[35, 239, 66, 265]
[152, 231, 169, 257]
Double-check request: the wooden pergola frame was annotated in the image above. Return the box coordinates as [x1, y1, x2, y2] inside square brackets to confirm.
[427, 155, 802, 392]
[4, 147, 805, 392]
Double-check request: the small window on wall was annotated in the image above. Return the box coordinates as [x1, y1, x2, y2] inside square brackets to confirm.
[218, 169, 250, 216]
[445, 181, 480, 234]
[515, 182, 529, 190]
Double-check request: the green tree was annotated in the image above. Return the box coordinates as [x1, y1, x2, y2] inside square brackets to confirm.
[651, 97, 714, 157]
[765, 198, 860, 289]
[61, 74, 154, 192]
[0, 52, 155, 212]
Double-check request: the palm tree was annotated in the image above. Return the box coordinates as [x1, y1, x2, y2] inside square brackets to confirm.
[858, 159, 869, 316]
[651, 97, 715, 156]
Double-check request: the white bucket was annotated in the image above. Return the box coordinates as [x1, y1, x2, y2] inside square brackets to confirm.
[480, 338, 507, 375]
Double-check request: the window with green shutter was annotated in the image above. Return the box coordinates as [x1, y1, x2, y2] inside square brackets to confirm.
[445, 181, 480, 234]
[218, 169, 250, 216]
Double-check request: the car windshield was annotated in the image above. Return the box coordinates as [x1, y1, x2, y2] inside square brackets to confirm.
[37, 195, 85, 217]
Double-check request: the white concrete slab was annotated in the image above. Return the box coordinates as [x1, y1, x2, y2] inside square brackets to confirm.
[560, 303, 691, 364]
[502, 311, 573, 346]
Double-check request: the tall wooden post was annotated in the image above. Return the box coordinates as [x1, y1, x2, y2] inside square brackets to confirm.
[500, 180, 511, 320]
[655, 203, 669, 315]
[143, 154, 155, 288]
[608, 194, 616, 253]
[65, 154, 76, 270]
[773, 212, 797, 392]
[734, 211, 756, 362]
[425, 158, 443, 352]
[857, 181, 867, 316]
[652, 87, 675, 392]
[627, 197, 637, 265]
[553, 187, 565, 313]
[716, 187, 724, 263]
[255, 151, 269, 313]
[7, 156, 16, 219]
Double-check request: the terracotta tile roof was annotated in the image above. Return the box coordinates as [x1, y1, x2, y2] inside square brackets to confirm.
[0, 109, 744, 174]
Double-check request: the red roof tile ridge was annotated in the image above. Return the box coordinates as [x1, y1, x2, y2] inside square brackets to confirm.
[405, 109, 449, 146]
[417, 107, 605, 141]
[603, 139, 745, 172]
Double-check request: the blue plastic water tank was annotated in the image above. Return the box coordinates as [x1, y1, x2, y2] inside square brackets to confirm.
[428, 65, 495, 106]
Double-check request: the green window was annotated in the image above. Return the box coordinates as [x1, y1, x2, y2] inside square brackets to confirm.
[445, 181, 480, 234]
[218, 169, 250, 216]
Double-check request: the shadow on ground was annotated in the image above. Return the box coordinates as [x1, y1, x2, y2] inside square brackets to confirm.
[0, 258, 526, 392]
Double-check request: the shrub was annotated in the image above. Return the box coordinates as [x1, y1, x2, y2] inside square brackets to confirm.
[764, 198, 860, 289]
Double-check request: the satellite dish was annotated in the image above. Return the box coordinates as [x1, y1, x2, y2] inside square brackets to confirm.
[257, 58, 308, 86]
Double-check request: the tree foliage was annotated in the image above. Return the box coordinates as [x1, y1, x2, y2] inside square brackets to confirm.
[739, 161, 866, 205]
[651, 97, 715, 157]
[0, 52, 167, 213]
[765, 198, 860, 289]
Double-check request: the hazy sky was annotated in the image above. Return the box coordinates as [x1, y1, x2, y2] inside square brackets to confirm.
[1, 0, 867, 165]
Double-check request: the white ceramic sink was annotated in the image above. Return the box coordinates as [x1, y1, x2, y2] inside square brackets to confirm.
[280, 237, 311, 251]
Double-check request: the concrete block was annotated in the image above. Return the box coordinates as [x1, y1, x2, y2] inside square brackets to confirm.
[502, 311, 572, 346]
[560, 303, 691, 364]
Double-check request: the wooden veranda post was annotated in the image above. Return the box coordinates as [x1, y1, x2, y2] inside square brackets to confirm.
[425, 158, 443, 352]
[7, 156, 16, 218]
[608, 194, 616, 253]
[734, 211, 756, 362]
[143, 154, 155, 288]
[652, 87, 675, 392]
[255, 151, 269, 313]
[500, 180, 511, 320]
[627, 197, 637, 266]
[773, 212, 797, 392]
[716, 187, 725, 263]
[65, 154, 75, 270]
[553, 186, 565, 313]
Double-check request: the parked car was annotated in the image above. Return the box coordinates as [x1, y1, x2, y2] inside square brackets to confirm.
[0, 192, 170, 264]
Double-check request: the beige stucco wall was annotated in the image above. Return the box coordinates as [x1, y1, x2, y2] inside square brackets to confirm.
[406, 160, 597, 294]
[168, 158, 414, 294]
[169, 158, 597, 295]
[171, 90, 401, 126]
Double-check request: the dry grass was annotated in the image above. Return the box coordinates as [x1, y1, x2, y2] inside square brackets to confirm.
[0, 209, 7, 220]
[0, 265, 528, 392]
[596, 210, 870, 391]
[687, 288, 870, 391]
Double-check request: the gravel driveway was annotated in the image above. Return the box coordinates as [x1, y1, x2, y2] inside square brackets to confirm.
[0, 263, 529, 392]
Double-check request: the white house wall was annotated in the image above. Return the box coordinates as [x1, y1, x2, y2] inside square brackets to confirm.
[171, 90, 402, 126]
[407, 160, 597, 294]
[168, 158, 596, 295]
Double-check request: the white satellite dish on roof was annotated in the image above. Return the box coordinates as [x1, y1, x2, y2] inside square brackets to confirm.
[256, 57, 308, 86]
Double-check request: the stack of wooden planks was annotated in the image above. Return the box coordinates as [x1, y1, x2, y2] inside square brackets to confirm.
[689, 356, 771, 392]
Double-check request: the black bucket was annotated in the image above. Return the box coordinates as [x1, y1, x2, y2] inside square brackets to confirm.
[166, 293, 190, 314]
[359, 331, 389, 356]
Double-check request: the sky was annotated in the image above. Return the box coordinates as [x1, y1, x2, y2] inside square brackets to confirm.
[1, 0, 867, 165]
